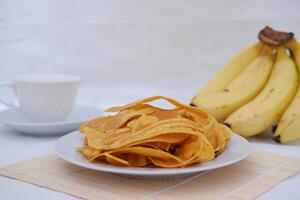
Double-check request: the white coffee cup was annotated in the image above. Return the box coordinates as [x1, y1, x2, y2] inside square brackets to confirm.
[0, 74, 81, 122]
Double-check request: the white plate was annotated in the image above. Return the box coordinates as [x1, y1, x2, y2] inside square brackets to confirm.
[55, 131, 251, 179]
[0, 105, 103, 136]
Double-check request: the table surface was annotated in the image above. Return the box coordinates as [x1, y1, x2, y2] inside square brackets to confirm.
[0, 105, 300, 200]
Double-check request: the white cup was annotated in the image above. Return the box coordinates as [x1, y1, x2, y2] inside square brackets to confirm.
[0, 74, 81, 122]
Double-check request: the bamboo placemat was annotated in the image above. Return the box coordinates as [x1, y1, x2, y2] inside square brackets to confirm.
[0, 150, 300, 200]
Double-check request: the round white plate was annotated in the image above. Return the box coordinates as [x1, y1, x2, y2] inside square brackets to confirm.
[0, 105, 103, 135]
[55, 131, 251, 179]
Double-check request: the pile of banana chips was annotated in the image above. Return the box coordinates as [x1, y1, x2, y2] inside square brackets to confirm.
[79, 96, 232, 168]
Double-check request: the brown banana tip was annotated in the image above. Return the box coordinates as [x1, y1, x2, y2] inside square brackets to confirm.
[258, 26, 294, 46]
[271, 125, 278, 133]
[190, 103, 196, 107]
[272, 135, 281, 143]
[223, 122, 232, 129]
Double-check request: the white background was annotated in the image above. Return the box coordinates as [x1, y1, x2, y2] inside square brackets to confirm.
[1, 0, 300, 106]
[1, 0, 300, 199]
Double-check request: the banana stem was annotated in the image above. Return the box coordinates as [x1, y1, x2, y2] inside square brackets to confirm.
[258, 26, 294, 46]
[259, 44, 273, 56]
[285, 38, 299, 51]
[276, 47, 287, 59]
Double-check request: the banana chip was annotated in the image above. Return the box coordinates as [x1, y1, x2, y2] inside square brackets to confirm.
[78, 96, 232, 168]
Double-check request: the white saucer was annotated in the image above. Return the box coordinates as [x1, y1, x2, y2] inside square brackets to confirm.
[55, 132, 251, 179]
[0, 105, 103, 136]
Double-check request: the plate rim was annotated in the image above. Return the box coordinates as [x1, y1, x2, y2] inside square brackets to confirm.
[54, 131, 252, 176]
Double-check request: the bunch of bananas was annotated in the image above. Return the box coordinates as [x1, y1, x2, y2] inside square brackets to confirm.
[191, 27, 300, 143]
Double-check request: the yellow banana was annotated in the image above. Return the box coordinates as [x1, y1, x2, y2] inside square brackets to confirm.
[273, 39, 300, 143]
[191, 43, 262, 105]
[225, 47, 298, 137]
[194, 45, 273, 122]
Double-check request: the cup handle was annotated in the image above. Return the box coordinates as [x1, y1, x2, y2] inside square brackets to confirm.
[0, 83, 18, 108]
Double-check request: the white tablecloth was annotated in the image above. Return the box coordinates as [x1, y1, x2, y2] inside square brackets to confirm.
[0, 100, 300, 200]
[1, 0, 300, 199]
